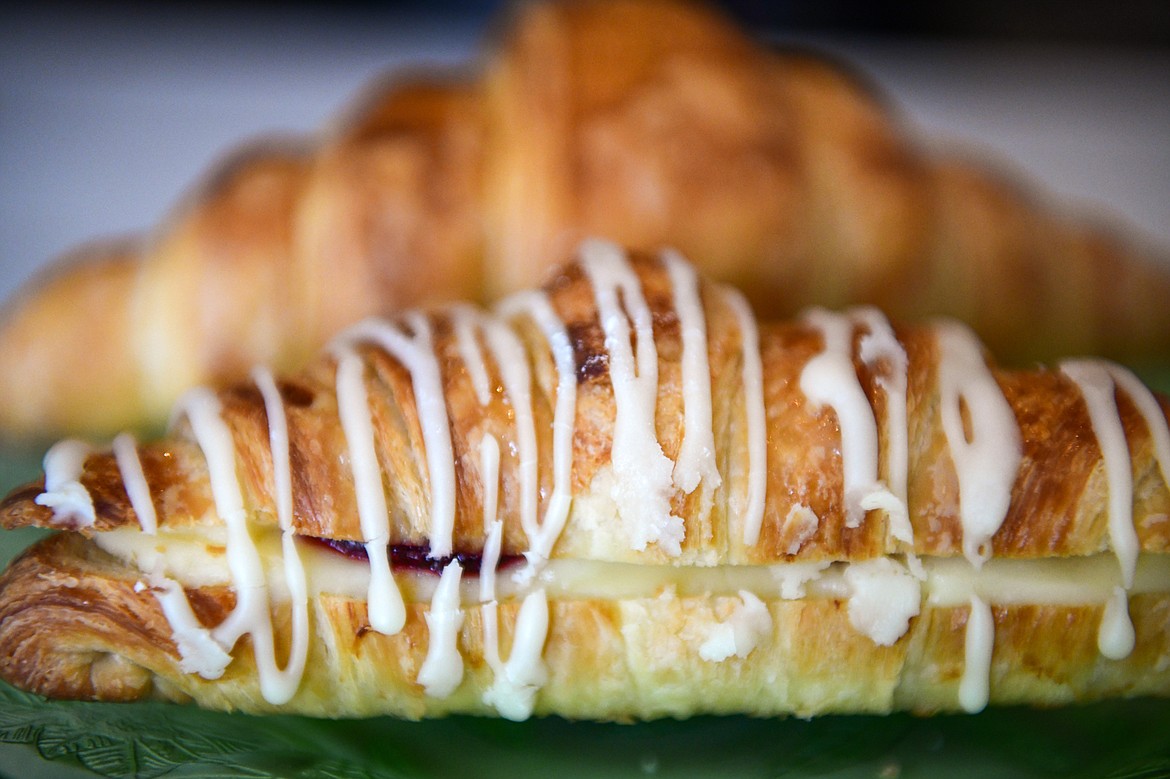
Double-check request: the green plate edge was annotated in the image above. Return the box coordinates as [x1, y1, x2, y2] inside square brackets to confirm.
[2, 364, 1170, 779]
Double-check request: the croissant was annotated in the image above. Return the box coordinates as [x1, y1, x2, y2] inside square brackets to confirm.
[3, 0, 1170, 443]
[1, 242, 1169, 722]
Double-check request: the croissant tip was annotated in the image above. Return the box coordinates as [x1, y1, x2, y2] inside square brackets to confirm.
[0, 481, 52, 531]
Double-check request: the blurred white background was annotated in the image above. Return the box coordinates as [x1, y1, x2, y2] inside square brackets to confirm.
[1, 1, 1167, 305]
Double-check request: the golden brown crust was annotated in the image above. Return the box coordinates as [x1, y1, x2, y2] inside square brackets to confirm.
[2, 0, 1169, 442]
[4, 254, 1170, 567]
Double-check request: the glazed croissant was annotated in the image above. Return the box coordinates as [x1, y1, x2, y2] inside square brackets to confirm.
[1, 242, 1169, 721]
[3, 0, 1170, 442]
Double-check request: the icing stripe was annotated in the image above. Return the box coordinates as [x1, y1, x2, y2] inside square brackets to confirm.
[662, 249, 721, 496]
[477, 432, 509, 714]
[801, 308, 899, 529]
[722, 287, 767, 546]
[112, 433, 157, 535]
[496, 290, 577, 566]
[451, 304, 495, 407]
[334, 347, 406, 636]
[172, 387, 305, 703]
[1060, 359, 1142, 660]
[1061, 360, 1139, 589]
[1109, 365, 1170, 486]
[460, 289, 567, 715]
[35, 439, 96, 528]
[338, 314, 457, 559]
[148, 572, 231, 678]
[579, 240, 682, 555]
[479, 316, 539, 557]
[1099, 585, 1136, 660]
[483, 588, 550, 721]
[959, 594, 994, 713]
[935, 321, 1022, 567]
[853, 307, 912, 545]
[252, 366, 312, 703]
[417, 561, 465, 698]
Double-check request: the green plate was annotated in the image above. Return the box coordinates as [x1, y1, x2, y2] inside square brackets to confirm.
[3, 364, 1170, 779]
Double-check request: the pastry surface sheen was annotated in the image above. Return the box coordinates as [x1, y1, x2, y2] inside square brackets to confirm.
[1, 244, 1169, 721]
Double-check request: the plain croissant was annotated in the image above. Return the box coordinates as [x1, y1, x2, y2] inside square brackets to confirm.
[1, 243, 1169, 721]
[3, 0, 1170, 443]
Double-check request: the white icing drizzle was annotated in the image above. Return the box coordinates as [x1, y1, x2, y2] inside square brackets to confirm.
[698, 590, 772, 662]
[477, 315, 540, 562]
[770, 560, 832, 600]
[662, 249, 721, 497]
[334, 347, 406, 636]
[171, 387, 304, 704]
[483, 588, 551, 721]
[337, 313, 457, 558]
[1109, 365, 1170, 486]
[112, 433, 157, 535]
[722, 287, 768, 547]
[959, 594, 994, 713]
[854, 307, 912, 545]
[461, 308, 557, 716]
[417, 561, 465, 698]
[476, 434, 513, 715]
[1062, 361, 1137, 584]
[480, 435, 502, 536]
[1099, 585, 1136, 660]
[935, 321, 1019, 710]
[1096, 362, 1170, 659]
[579, 239, 682, 555]
[800, 308, 901, 530]
[935, 321, 1022, 567]
[1059, 359, 1144, 659]
[148, 571, 232, 678]
[451, 304, 494, 407]
[482, 520, 504, 604]
[251, 365, 311, 703]
[35, 439, 96, 528]
[843, 557, 921, 646]
[496, 290, 577, 567]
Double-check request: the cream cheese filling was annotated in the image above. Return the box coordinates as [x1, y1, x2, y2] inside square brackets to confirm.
[91, 527, 1170, 610]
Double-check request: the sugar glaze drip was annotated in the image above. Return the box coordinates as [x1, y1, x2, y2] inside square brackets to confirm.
[935, 321, 1022, 568]
[1058, 359, 1170, 659]
[168, 386, 309, 703]
[662, 250, 721, 501]
[334, 346, 406, 635]
[334, 313, 457, 558]
[496, 290, 577, 568]
[451, 304, 554, 718]
[35, 439, 95, 528]
[722, 287, 767, 547]
[113, 433, 157, 535]
[251, 366, 312, 702]
[580, 239, 683, 555]
[853, 307, 911, 545]
[800, 308, 907, 533]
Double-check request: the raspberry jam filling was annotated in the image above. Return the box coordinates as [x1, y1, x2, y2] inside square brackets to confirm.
[305, 537, 523, 577]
